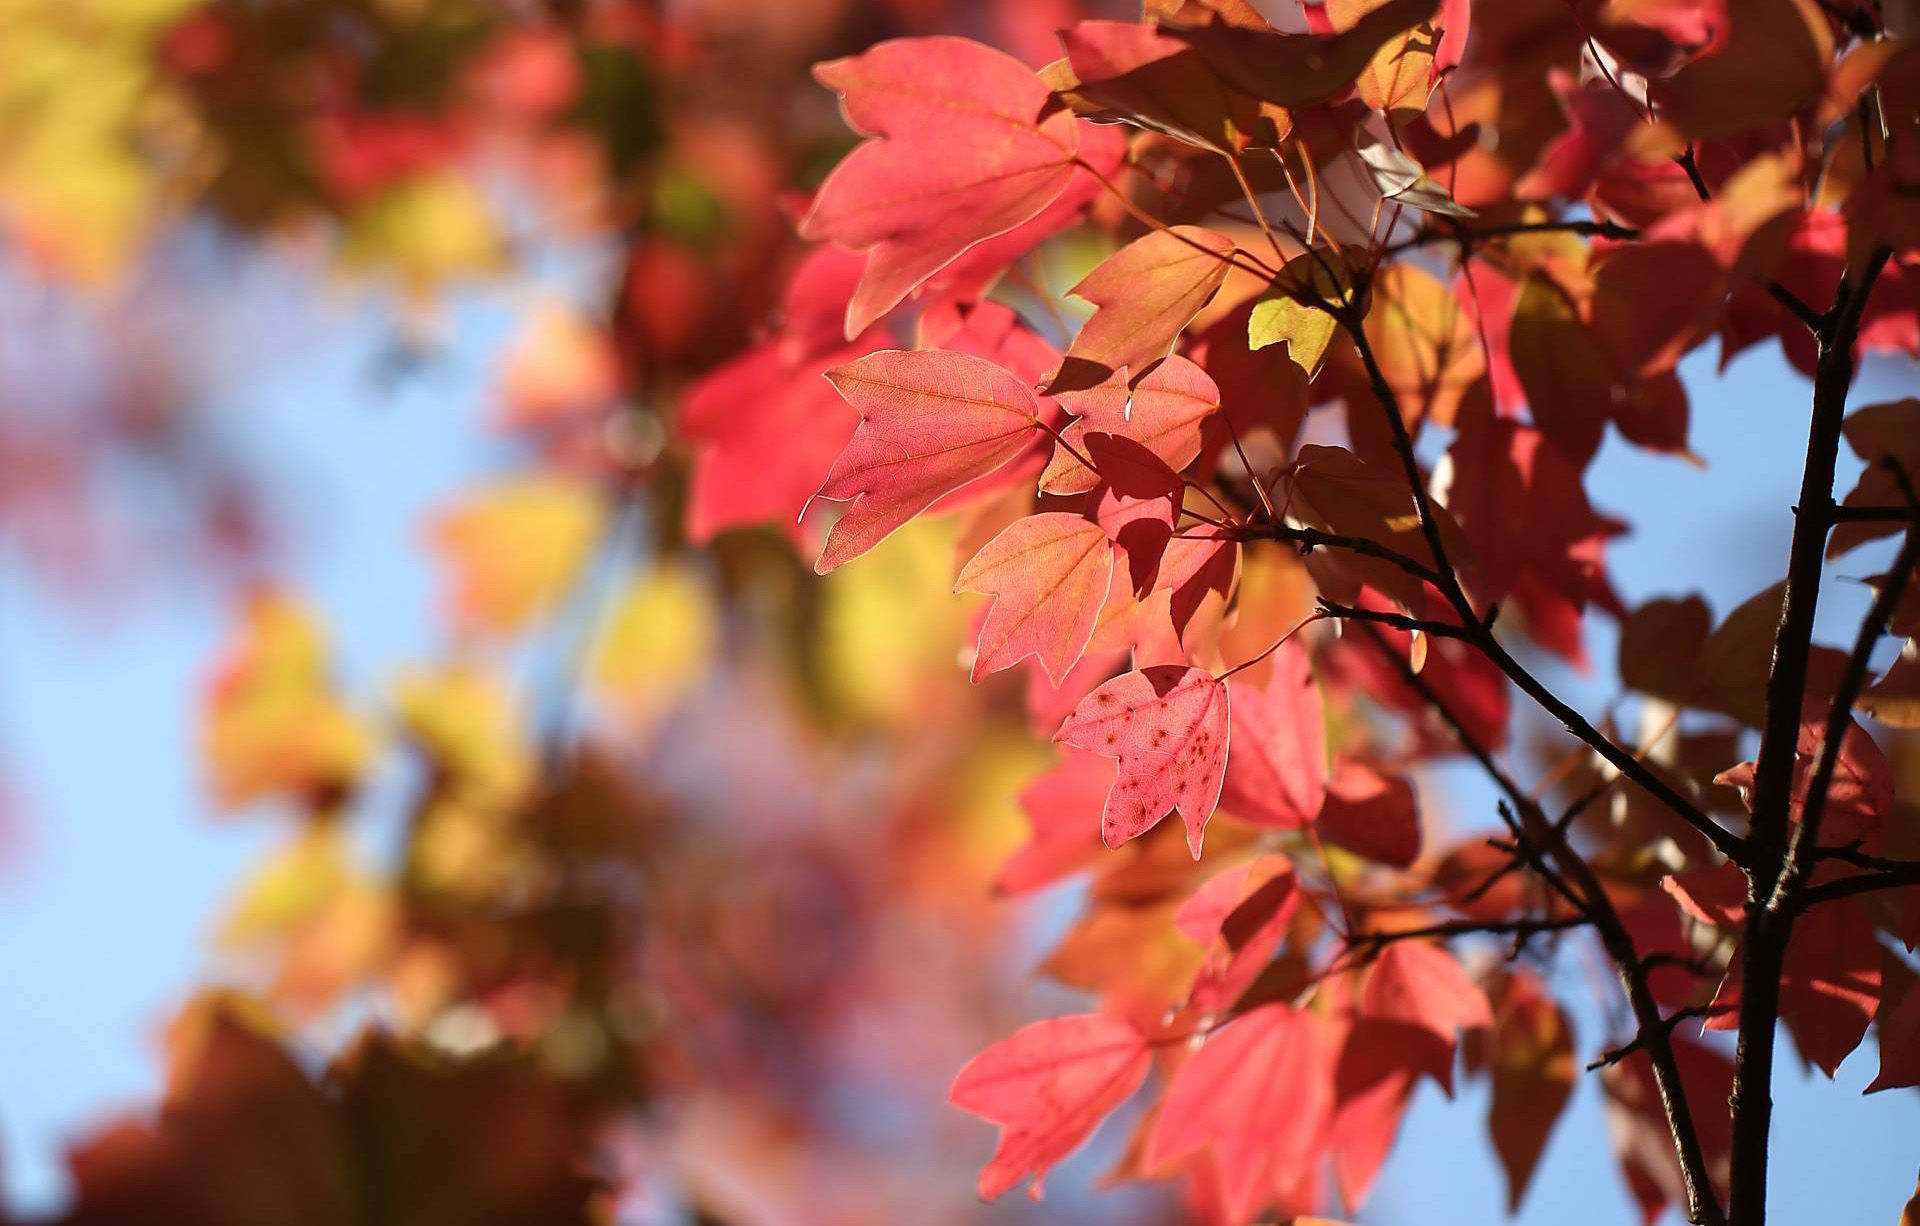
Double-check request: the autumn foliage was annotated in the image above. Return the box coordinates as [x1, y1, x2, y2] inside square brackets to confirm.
[3, 1, 1920, 1225]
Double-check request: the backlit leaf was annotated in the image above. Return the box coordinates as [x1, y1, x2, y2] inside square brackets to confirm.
[429, 477, 606, 637]
[1477, 970, 1574, 1209]
[956, 512, 1113, 685]
[1056, 665, 1231, 857]
[1056, 226, 1237, 391]
[950, 1013, 1152, 1200]
[1040, 356, 1223, 496]
[1145, 1004, 1334, 1222]
[813, 349, 1044, 573]
[803, 37, 1082, 337]
[1165, 0, 1440, 109]
[201, 591, 374, 811]
[1219, 639, 1327, 829]
[1248, 251, 1353, 378]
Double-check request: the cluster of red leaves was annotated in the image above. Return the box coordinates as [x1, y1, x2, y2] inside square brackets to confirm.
[667, 1, 1920, 1221]
[6, 0, 1920, 1223]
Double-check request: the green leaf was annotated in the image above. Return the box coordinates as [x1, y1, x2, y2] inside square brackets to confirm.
[1247, 250, 1352, 378]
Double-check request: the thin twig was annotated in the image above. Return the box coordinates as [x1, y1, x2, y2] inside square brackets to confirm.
[1349, 914, 1588, 951]
[1381, 216, 1641, 257]
[1587, 1006, 1713, 1072]
[1227, 150, 1289, 268]
[1074, 156, 1281, 279]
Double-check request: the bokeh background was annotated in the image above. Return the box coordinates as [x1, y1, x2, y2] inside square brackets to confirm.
[0, 1, 1913, 1223]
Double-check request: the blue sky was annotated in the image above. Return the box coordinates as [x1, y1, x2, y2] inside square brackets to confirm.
[0, 265, 1914, 1223]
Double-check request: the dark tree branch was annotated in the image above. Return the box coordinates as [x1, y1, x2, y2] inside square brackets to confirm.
[1331, 275, 1739, 1220]
[1336, 296, 1472, 602]
[1813, 842, 1920, 873]
[1333, 291, 1743, 861]
[1314, 602, 1745, 861]
[1675, 146, 1714, 202]
[1727, 245, 1894, 1226]
[1772, 520, 1920, 907]
[1260, 524, 1444, 586]
[1349, 623, 1728, 1225]
[1316, 597, 1470, 639]
[1474, 629, 1747, 863]
[1381, 216, 1642, 257]
[1801, 861, 1920, 907]
[1765, 280, 1826, 334]
[1461, 837, 1531, 904]
[1587, 1006, 1714, 1072]
[1349, 914, 1587, 952]
[1672, 147, 1824, 338]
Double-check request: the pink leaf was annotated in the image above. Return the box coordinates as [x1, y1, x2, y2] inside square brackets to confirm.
[1056, 665, 1231, 857]
[1153, 529, 1240, 642]
[803, 38, 1081, 338]
[1145, 1004, 1334, 1223]
[1362, 940, 1491, 1091]
[1220, 639, 1327, 829]
[956, 513, 1113, 684]
[1176, 855, 1300, 1015]
[995, 748, 1112, 896]
[1316, 759, 1420, 868]
[1086, 432, 1184, 594]
[950, 1012, 1152, 1201]
[813, 349, 1042, 572]
[1040, 356, 1223, 495]
[1703, 897, 1882, 1077]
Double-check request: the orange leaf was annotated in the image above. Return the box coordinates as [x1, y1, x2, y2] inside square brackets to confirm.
[201, 591, 374, 811]
[1056, 226, 1237, 391]
[428, 477, 605, 636]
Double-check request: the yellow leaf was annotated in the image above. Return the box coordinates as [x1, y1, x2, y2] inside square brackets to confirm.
[1329, 0, 1437, 116]
[411, 796, 517, 900]
[221, 824, 352, 938]
[591, 562, 716, 729]
[429, 476, 606, 636]
[339, 171, 504, 297]
[219, 824, 393, 1015]
[0, 0, 200, 280]
[821, 516, 971, 722]
[201, 590, 374, 810]
[391, 664, 533, 808]
[1859, 643, 1920, 729]
[1248, 250, 1353, 378]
